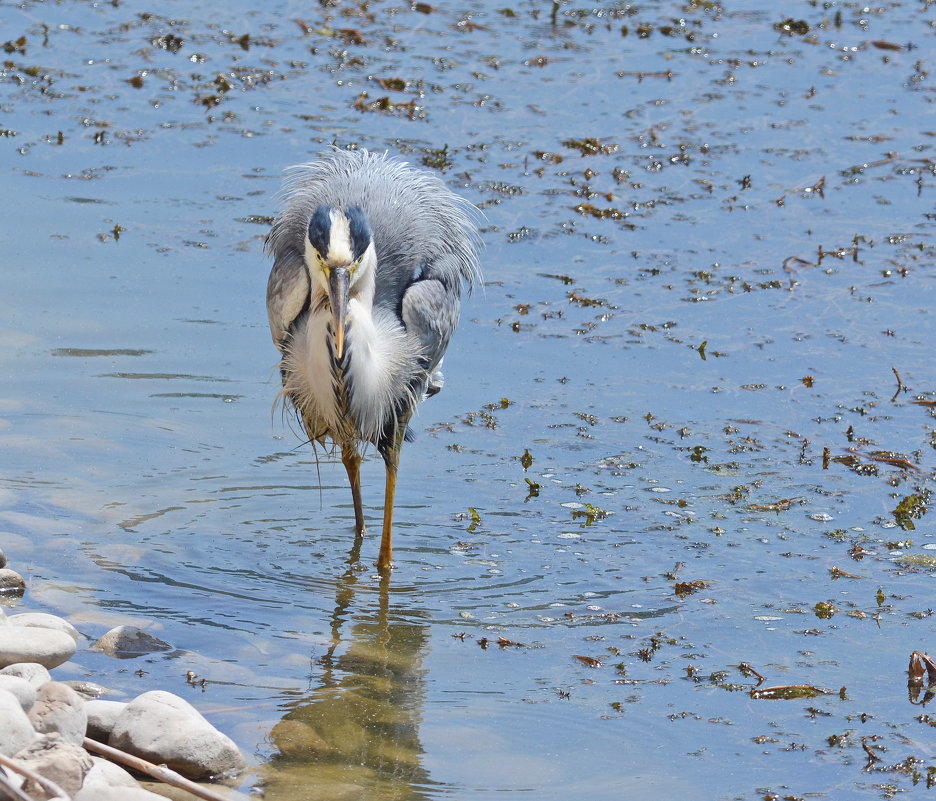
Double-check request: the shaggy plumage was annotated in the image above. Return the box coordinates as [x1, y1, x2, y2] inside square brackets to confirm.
[265, 148, 482, 570]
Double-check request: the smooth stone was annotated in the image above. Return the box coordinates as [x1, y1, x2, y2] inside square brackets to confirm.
[92, 625, 172, 657]
[0, 689, 37, 756]
[80, 756, 140, 790]
[270, 718, 343, 759]
[0, 674, 36, 711]
[0, 627, 76, 669]
[15, 733, 93, 798]
[1, 662, 52, 687]
[109, 690, 246, 780]
[85, 699, 127, 743]
[0, 547, 7, 569]
[7, 612, 81, 644]
[62, 679, 110, 700]
[0, 568, 25, 596]
[28, 681, 88, 745]
[75, 786, 170, 801]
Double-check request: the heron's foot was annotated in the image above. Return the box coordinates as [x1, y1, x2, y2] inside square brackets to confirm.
[376, 534, 394, 573]
[375, 558, 394, 574]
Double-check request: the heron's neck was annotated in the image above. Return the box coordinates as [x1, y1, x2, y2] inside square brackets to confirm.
[349, 263, 375, 312]
[341, 308, 412, 444]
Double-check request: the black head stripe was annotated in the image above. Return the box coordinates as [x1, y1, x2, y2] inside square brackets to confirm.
[344, 205, 372, 261]
[308, 205, 334, 256]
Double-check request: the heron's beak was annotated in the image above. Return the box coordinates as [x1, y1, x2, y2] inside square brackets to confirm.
[328, 266, 350, 360]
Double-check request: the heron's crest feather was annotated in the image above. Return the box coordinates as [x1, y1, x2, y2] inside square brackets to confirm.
[266, 148, 482, 299]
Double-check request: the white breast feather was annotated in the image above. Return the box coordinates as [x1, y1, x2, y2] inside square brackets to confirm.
[282, 307, 339, 432]
[283, 300, 417, 446]
[345, 302, 414, 443]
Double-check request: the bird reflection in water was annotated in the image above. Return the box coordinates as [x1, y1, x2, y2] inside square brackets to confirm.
[262, 544, 440, 800]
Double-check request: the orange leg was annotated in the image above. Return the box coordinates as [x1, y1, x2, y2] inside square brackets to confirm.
[377, 464, 396, 572]
[341, 444, 366, 536]
[377, 419, 410, 572]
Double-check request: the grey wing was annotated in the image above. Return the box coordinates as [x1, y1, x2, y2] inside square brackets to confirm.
[266, 247, 310, 349]
[401, 278, 461, 398]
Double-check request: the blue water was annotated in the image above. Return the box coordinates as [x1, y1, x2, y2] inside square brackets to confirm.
[1, 0, 934, 798]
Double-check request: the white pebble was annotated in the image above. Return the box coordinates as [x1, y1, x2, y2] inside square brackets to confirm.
[8, 612, 81, 644]
[0, 627, 76, 669]
[28, 682, 88, 745]
[0, 662, 52, 688]
[110, 690, 246, 780]
[0, 674, 36, 712]
[0, 689, 37, 756]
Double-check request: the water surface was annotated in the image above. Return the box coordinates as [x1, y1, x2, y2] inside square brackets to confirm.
[1, 0, 935, 798]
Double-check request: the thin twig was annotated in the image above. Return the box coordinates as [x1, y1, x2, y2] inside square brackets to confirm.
[0, 772, 34, 801]
[0, 752, 71, 801]
[737, 662, 765, 684]
[891, 366, 904, 402]
[0, 770, 32, 801]
[0, 763, 39, 801]
[861, 736, 882, 770]
[81, 739, 231, 801]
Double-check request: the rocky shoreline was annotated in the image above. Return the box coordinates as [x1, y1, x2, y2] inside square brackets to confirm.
[0, 550, 247, 800]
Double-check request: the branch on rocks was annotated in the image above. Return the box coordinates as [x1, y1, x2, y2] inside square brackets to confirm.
[81, 738, 231, 801]
[0, 751, 71, 801]
[0, 765, 39, 801]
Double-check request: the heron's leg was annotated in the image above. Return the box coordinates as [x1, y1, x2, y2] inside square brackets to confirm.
[377, 418, 410, 572]
[340, 444, 366, 536]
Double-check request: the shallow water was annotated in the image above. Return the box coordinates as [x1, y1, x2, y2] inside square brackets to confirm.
[1, 0, 935, 798]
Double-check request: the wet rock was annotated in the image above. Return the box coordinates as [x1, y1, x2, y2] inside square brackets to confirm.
[270, 718, 345, 759]
[1, 662, 52, 687]
[28, 681, 88, 745]
[0, 673, 37, 711]
[109, 690, 246, 780]
[7, 612, 81, 644]
[85, 699, 127, 743]
[15, 733, 93, 799]
[92, 625, 172, 657]
[62, 679, 111, 699]
[0, 547, 7, 569]
[0, 626, 76, 669]
[0, 567, 26, 596]
[0, 688, 37, 756]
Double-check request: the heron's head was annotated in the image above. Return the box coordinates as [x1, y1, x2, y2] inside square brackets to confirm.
[304, 205, 375, 360]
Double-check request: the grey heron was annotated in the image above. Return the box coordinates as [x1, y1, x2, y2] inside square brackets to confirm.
[265, 148, 482, 571]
